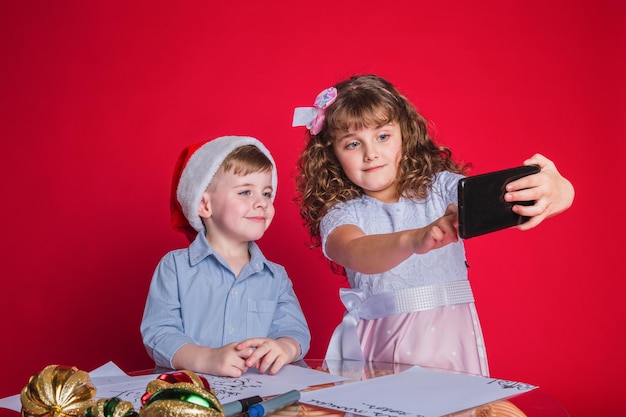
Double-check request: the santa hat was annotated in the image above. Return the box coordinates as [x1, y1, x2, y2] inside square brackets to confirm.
[170, 136, 278, 242]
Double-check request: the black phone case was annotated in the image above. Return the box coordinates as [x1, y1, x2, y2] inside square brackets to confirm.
[457, 165, 540, 239]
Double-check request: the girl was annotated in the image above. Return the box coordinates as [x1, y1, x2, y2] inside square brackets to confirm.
[293, 75, 574, 376]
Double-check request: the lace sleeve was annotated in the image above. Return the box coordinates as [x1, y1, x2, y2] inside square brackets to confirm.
[319, 202, 357, 258]
[434, 171, 465, 205]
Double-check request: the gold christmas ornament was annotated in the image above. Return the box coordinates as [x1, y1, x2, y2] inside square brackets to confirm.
[20, 365, 96, 417]
[85, 398, 138, 417]
[474, 400, 527, 417]
[140, 371, 224, 417]
[143, 370, 215, 398]
[442, 399, 527, 417]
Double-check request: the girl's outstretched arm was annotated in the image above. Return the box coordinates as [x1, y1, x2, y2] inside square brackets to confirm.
[325, 204, 459, 274]
[504, 153, 575, 230]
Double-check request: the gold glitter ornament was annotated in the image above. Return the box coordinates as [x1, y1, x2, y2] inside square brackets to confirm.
[143, 370, 215, 399]
[140, 386, 224, 417]
[85, 398, 138, 417]
[20, 365, 96, 417]
[140, 370, 224, 417]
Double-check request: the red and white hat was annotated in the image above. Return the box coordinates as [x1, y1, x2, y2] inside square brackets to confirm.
[170, 136, 277, 242]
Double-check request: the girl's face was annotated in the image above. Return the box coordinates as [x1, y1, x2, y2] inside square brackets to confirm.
[332, 122, 403, 203]
[202, 168, 275, 246]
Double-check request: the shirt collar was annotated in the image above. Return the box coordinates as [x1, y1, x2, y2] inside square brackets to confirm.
[188, 232, 277, 277]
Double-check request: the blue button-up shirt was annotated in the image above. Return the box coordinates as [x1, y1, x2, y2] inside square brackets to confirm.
[141, 233, 310, 368]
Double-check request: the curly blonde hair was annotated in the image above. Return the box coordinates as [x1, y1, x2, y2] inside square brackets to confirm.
[295, 75, 468, 247]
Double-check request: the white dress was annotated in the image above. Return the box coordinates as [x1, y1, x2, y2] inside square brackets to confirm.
[320, 171, 489, 376]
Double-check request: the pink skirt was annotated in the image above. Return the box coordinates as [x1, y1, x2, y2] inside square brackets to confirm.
[357, 302, 489, 376]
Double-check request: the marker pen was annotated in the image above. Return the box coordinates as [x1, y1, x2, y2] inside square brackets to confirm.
[222, 395, 263, 417]
[246, 390, 301, 417]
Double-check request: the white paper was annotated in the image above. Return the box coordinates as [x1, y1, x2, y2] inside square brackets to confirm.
[0, 394, 20, 412]
[301, 366, 536, 417]
[203, 364, 348, 402]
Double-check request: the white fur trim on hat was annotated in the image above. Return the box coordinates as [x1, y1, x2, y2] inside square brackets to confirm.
[176, 135, 278, 232]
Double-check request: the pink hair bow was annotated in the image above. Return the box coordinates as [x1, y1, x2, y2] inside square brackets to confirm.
[292, 87, 337, 135]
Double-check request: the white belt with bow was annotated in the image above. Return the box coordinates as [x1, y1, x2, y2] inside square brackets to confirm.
[325, 280, 475, 361]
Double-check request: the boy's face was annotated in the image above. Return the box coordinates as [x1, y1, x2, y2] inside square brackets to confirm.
[201, 167, 275, 244]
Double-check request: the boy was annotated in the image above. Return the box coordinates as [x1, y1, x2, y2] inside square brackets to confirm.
[141, 136, 310, 377]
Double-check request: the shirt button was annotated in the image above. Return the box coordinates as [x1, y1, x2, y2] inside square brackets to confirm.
[231, 289, 238, 296]
[227, 326, 234, 334]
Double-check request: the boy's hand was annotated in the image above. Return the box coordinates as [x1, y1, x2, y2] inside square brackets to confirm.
[504, 154, 574, 230]
[172, 342, 254, 377]
[236, 337, 300, 375]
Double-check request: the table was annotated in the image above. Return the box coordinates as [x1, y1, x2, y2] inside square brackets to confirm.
[0, 360, 568, 417]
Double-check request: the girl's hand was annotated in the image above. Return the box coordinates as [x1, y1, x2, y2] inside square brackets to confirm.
[504, 153, 574, 230]
[236, 337, 300, 375]
[413, 204, 459, 254]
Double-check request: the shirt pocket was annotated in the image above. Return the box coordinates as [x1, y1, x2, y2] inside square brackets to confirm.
[247, 299, 277, 337]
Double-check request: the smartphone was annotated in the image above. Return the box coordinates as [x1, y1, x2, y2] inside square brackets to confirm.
[457, 165, 541, 239]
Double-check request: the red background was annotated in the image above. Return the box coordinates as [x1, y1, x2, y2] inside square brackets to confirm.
[1, 1, 624, 416]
